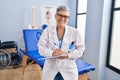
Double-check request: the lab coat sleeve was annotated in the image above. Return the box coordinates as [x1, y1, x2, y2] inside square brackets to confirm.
[68, 30, 85, 59]
[38, 29, 53, 57]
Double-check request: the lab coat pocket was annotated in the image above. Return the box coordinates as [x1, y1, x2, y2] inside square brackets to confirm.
[61, 41, 69, 51]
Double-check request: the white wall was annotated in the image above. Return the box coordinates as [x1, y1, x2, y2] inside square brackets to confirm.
[82, 0, 104, 79]
[68, 0, 77, 27]
[98, 0, 111, 79]
[82, 0, 120, 80]
[106, 68, 120, 80]
[0, 0, 70, 48]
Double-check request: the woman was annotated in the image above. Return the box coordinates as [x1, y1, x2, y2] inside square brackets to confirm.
[38, 5, 85, 80]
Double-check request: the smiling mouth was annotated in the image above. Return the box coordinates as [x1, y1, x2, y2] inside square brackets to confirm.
[59, 20, 64, 24]
[60, 21, 63, 24]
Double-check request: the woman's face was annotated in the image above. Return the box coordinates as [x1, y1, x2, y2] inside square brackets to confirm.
[55, 10, 70, 27]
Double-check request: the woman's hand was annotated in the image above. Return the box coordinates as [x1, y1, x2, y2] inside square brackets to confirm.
[52, 49, 68, 59]
[59, 54, 68, 59]
[52, 48, 63, 56]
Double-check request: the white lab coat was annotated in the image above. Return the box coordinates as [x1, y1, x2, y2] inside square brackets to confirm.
[38, 25, 85, 80]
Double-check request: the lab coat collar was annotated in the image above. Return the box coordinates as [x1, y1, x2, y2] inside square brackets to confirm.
[51, 25, 68, 34]
[50, 25, 69, 50]
[51, 26, 59, 47]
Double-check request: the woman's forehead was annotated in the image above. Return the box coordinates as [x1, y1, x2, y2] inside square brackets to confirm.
[57, 10, 70, 15]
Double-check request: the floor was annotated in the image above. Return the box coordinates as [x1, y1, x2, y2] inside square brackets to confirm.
[0, 64, 42, 80]
[0, 64, 88, 80]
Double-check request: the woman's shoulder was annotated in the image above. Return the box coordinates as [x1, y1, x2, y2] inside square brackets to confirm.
[43, 26, 56, 34]
[67, 25, 78, 32]
[43, 25, 55, 31]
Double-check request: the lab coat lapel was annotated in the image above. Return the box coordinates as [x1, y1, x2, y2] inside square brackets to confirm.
[51, 26, 59, 47]
[61, 25, 69, 50]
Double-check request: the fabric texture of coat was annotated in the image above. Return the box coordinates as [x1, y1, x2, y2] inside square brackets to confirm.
[38, 25, 85, 80]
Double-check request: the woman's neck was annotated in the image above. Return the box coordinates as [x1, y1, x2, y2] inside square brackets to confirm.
[57, 25, 65, 29]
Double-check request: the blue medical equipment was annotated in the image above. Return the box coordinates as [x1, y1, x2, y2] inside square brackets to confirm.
[22, 29, 45, 67]
[22, 29, 95, 75]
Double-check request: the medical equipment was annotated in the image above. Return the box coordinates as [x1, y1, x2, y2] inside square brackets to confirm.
[0, 41, 22, 69]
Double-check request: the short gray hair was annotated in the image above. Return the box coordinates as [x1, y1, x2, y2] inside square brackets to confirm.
[56, 5, 70, 13]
